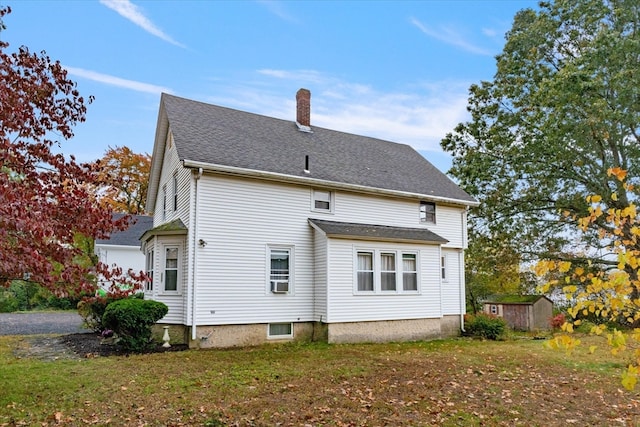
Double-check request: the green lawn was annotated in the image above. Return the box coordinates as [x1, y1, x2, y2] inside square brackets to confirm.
[1, 334, 639, 426]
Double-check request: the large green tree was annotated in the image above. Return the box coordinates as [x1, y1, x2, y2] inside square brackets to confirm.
[442, 0, 640, 272]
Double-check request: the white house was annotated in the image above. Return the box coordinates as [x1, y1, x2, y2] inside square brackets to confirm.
[142, 89, 478, 348]
[95, 213, 153, 290]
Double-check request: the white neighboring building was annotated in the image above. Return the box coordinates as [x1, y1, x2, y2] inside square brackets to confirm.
[143, 89, 478, 348]
[95, 213, 153, 290]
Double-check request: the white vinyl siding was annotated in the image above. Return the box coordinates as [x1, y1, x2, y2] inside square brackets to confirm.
[326, 239, 442, 323]
[314, 230, 328, 321]
[153, 130, 191, 228]
[193, 175, 315, 325]
[327, 192, 466, 248]
[142, 235, 186, 323]
[150, 169, 466, 327]
[441, 249, 462, 314]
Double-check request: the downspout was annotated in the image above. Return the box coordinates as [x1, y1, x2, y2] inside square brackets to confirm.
[460, 208, 469, 332]
[191, 167, 203, 341]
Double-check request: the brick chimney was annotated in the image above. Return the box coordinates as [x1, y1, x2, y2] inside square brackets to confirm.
[296, 88, 311, 128]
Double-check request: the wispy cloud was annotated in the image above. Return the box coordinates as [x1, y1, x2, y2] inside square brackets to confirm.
[257, 0, 298, 23]
[65, 66, 173, 94]
[410, 17, 491, 56]
[203, 70, 471, 156]
[100, 0, 186, 48]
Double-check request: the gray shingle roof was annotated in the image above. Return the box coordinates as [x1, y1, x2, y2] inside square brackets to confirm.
[308, 218, 448, 244]
[161, 93, 476, 205]
[96, 214, 154, 246]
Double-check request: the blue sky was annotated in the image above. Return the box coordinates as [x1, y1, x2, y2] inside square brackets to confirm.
[2, 0, 537, 173]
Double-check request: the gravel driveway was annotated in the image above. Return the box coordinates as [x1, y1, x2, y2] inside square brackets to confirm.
[0, 311, 88, 336]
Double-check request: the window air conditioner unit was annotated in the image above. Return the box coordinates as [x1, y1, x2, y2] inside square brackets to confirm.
[271, 280, 289, 293]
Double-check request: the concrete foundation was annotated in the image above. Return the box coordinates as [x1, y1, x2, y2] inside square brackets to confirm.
[327, 317, 460, 344]
[153, 316, 461, 349]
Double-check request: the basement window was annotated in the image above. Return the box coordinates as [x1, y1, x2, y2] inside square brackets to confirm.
[268, 323, 293, 339]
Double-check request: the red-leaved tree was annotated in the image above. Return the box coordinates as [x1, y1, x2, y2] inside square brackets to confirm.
[0, 6, 145, 296]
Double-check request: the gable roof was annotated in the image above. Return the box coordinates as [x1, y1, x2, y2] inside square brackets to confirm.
[148, 93, 477, 210]
[309, 218, 448, 244]
[140, 218, 188, 243]
[96, 214, 153, 246]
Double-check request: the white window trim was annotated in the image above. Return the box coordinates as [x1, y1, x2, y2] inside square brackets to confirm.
[160, 242, 182, 295]
[420, 201, 436, 224]
[311, 189, 334, 213]
[267, 323, 294, 339]
[353, 248, 421, 295]
[356, 250, 375, 293]
[266, 245, 295, 295]
[145, 247, 154, 293]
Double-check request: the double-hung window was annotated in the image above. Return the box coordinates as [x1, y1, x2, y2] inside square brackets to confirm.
[402, 253, 418, 291]
[356, 251, 374, 291]
[420, 201, 436, 224]
[356, 250, 419, 294]
[269, 247, 291, 293]
[380, 253, 396, 291]
[164, 247, 179, 292]
[145, 249, 154, 292]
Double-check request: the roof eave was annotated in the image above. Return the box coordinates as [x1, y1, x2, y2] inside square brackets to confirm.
[182, 159, 479, 207]
[146, 94, 170, 214]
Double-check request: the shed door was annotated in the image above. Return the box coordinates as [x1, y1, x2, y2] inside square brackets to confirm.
[502, 305, 528, 331]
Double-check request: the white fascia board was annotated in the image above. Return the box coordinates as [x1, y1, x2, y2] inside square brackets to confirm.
[182, 159, 479, 208]
[95, 244, 142, 250]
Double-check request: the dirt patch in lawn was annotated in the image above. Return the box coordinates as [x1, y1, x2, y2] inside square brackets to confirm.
[62, 332, 189, 357]
[14, 333, 188, 360]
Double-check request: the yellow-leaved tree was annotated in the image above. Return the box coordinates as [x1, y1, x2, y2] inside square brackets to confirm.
[537, 168, 640, 390]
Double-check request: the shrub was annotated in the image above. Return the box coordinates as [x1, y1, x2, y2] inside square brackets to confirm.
[78, 292, 143, 332]
[463, 313, 507, 340]
[550, 313, 566, 330]
[0, 289, 19, 313]
[103, 298, 168, 353]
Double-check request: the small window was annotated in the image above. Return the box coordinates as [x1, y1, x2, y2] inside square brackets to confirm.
[441, 255, 447, 282]
[162, 185, 167, 221]
[268, 323, 293, 338]
[172, 174, 178, 211]
[145, 249, 154, 292]
[164, 247, 178, 292]
[402, 253, 418, 291]
[380, 253, 396, 291]
[420, 201, 436, 223]
[490, 305, 498, 315]
[357, 252, 374, 291]
[312, 190, 332, 212]
[270, 248, 291, 293]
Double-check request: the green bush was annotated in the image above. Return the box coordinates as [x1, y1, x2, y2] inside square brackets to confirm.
[78, 292, 143, 332]
[103, 298, 168, 353]
[463, 313, 507, 340]
[0, 281, 86, 312]
[0, 289, 19, 313]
